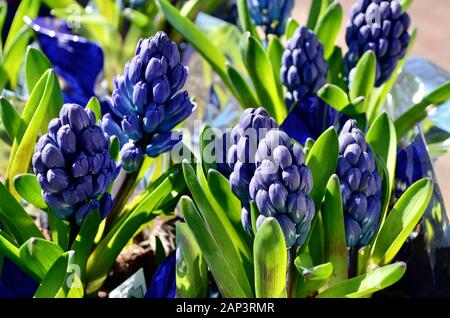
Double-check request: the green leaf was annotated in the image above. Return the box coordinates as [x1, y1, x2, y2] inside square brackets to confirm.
[207, 169, 242, 228]
[305, 127, 339, 208]
[34, 251, 84, 298]
[109, 136, 120, 162]
[285, 18, 300, 39]
[236, 0, 259, 40]
[0, 229, 33, 279]
[1, 26, 33, 89]
[301, 127, 339, 252]
[0, 181, 43, 244]
[226, 62, 259, 108]
[19, 237, 64, 281]
[254, 218, 287, 298]
[317, 84, 350, 111]
[85, 168, 181, 295]
[295, 253, 333, 298]
[395, 81, 450, 139]
[176, 222, 209, 298]
[0, 2, 7, 39]
[25, 47, 52, 93]
[155, 0, 231, 90]
[327, 46, 346, 88]
[366, 112, 397, 202]
[47, 209, 70, 251]
[179, 196, 252, 297]
[4, 0, 40, 51]
[71, 210, 101, 284]
[0, 96, 22, 141]
[13, 173, 47, 209]
[122, 7, 149, 28]
[240, 32, 286, 123]
[321, 175, 348, 285]
[399, 0, 413, 11]
[182, 161, 254, 297]
[349, 50, 376, 103]
[315, 1, 343, 59]
[371, 178, 433, 266]
[85, 97, 102, 121]
[317, 262, 406, 298]
[306, 0, 329, 30]
[200, 125, 216, 174]
[7, 70, 62, 192]
[267, 34, 285, 98]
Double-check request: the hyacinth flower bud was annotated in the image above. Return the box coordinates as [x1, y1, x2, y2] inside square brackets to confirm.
[336, 119, 382, 247]
[33, 103, 119, 225]
[344, 0, 411, 86]
[102, 32, 195, 173]
[250, 129, 315, 248]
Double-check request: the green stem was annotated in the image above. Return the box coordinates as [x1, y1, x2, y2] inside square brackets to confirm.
[286, 248, 297, 298]
[104, 170, 139, 234]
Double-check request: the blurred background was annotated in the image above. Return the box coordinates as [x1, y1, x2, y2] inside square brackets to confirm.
[293, 0, 450, 212]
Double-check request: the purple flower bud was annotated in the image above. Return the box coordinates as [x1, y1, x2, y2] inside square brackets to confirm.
[121, 142, 144, 173]
[121, 112, 143, 140]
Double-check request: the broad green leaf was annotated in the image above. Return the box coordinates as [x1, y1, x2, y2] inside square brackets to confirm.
[317, 262, 406, 298]
[306, 0, 330, 30]
[301, 127, 339, 252]
[182, 161, 254, 297]
[155, 0, 231, 89]
[317, 84, 350, 111]
[47, 209, 70, 251]
[0, 3, 6, 39]
[236, 0, 259, 40]
[85, 169, 180, 295]
[1, 26, 33, 89]
[349, 50, 376, 103]
[25, 47, 52, 93]
[4, 0, 40, 51]
[7, 70, 62, 193]
[34, 251, 84, 298]
[322, 175, 348, 285]
[207, 169, 241, 228]
[366, 112, 397, 198]
[305, 127, 339, 208]
[109, 136, 120, 162]
[0, 97, 22, 141]
[13, 173, 47, 209]
[0, 230, 30, 278]
[250, 201, 259, 236]
[295, 253, 333, 298]
[240, 32, 286, 123]
[179, 196, 252, 297]
[315, 1, 343, 59]
[371, 178, 433, 266]
[176, 222, 209, 298]
[0, 181, 43, 244]
[327, 46, 346, 89]
[254, 218, 287, 298]
[19, 237, 64, 281]
[71, 210, 101, 283]
[285, 18, 300, 39]
[85, 97, 102, 121]
[395, 81, 450, 139]
[304, 138, 315, 159]
[226, 62, 259, 108]
[267, 34, 285, 98]
[200, 125, 217, 174]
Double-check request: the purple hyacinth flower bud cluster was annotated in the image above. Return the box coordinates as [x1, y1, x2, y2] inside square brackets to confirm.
[249, 129, 315, 247]
[228, 108, 278, 234]
[102, 32, 195, 173]
[337, 119, 382, 247]
[248, 0, 295, 36]
[32, 104, 119, 225]
[344, 0, 411, 86]
[281, 26, 328, 107]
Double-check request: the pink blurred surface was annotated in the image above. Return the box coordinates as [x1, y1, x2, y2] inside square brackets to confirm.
[293, 0, 450, 212]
